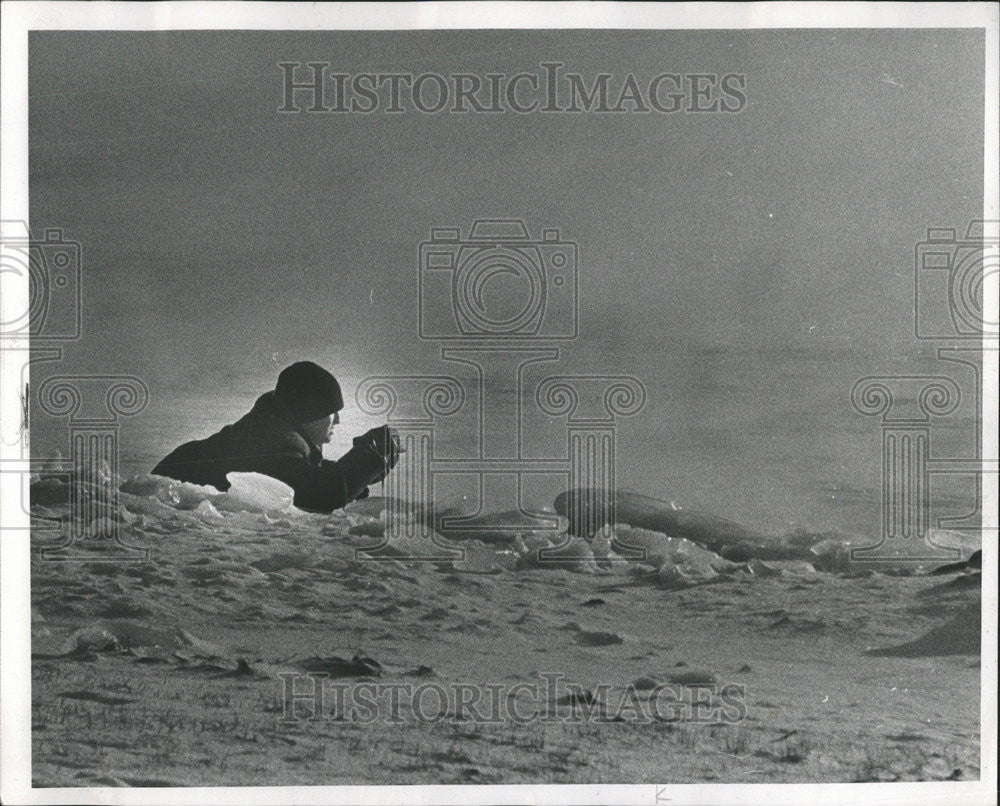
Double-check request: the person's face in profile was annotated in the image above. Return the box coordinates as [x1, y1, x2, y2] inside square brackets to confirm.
[300, 410, 340, 446]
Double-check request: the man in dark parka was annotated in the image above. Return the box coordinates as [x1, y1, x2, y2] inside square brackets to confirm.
[152, 362, 399, 512]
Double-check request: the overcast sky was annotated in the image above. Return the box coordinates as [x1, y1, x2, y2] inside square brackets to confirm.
[29, 28, 983, 418]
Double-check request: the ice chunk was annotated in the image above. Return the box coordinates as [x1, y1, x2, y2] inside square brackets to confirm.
[514, 534, 597, 572]
[608, 525, 734, 575]
[927, 528, 981, 558]
[123, 473, 220, 509]
[194, 499, 225, 523]
[173, 480, 223, 509]
[120, 474, 171, 498]
[215, 472, 294, 513]
[61, 625, 121, 654]
[808, 535, 866, 573]
[746, 558, 818, 578]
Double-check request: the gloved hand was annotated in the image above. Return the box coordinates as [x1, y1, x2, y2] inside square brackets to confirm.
[353, 425, 401, 471]
[334, 426, 401, 502]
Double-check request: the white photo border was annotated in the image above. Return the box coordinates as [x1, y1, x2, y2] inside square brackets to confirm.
[2, 3, 997, 805]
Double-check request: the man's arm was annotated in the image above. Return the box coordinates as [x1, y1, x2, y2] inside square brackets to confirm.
[261, 429, 399, 512]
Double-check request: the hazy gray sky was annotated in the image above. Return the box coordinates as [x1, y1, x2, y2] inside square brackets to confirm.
[28, 29, 984, 510]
